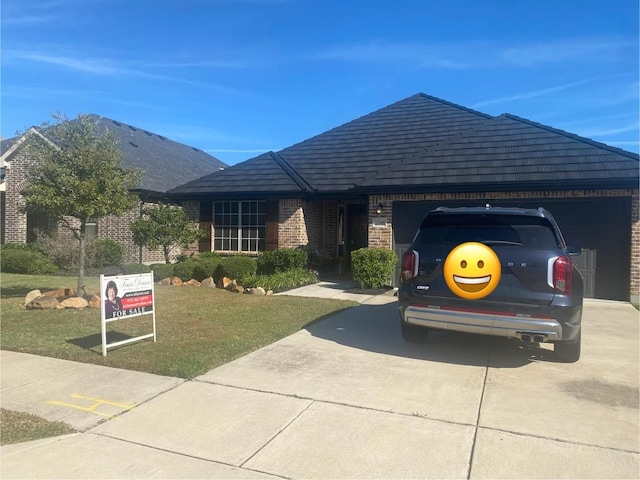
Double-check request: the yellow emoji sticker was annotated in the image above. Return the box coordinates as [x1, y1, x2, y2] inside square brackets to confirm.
[444, 242, 501, 299]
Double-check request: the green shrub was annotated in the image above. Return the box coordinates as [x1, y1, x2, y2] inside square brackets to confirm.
[150, 263, 175, 281]
[92, 239, 124, 267]
[243, 268, 318, 292]
[214, 256, 257, 283]
[192, 257, 222, 281]
[257, 248, 308, 274]
[173, 258, 198, 281]
[121, 263, 151, 275]
[0, 248, 57, 275]
[0, 242, 44, 253]
[350, 248, 398, 289]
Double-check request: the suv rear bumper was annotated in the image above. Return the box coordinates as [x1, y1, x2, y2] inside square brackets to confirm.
[399, 303, 581, 342]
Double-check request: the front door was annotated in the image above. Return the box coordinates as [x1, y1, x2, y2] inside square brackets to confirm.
[348, 204, 368, 256]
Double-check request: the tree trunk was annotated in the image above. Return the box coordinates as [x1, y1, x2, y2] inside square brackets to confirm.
[163, 245, 170, 264]
[77, 220, 86, 297]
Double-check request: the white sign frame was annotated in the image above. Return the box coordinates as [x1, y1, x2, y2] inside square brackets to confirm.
[100, 272, 156, 356]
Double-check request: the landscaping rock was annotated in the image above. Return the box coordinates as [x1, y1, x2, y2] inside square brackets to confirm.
[231, 285, 245, 294]
[170, 277, 183, 286]
[217, 277, 233, 289]
[157, 278, 171, 286]
[43, 288, 75, 297]
[60, 297, 89, 309]
[266, 290, 274, 295]
[86, 295, 101, 308]
[184, 279, 201, 286]
[201, 276, 215, 288]
[27, 296, 60, 310]
[246, 287, 266, 295]
[24, 289, 42, 306]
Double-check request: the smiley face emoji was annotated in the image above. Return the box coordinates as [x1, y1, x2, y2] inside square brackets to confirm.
[444, 242, 501, 299]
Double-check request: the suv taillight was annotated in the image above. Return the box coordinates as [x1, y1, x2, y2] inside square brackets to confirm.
[553, 256, 573, 295]
[401, 250, 417, 282]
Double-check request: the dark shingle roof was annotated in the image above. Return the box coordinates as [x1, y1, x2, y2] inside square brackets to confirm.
[170, 93, 491, 195]
[3, 115, 227, 194]
[170, 151, 306, 198]
[358, 114, 639, 192]
[169, 92, 638, 197]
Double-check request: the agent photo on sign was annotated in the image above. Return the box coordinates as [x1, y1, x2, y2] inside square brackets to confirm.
[104, 280, 123, 318]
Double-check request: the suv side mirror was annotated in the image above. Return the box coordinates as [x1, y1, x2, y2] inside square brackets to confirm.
[567, 244, 581, 256]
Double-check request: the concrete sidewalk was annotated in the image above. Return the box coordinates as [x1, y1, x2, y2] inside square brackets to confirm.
[1, 295, 639, 479]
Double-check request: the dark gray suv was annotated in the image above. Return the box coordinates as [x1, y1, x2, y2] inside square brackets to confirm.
[397, 205, 583, 362]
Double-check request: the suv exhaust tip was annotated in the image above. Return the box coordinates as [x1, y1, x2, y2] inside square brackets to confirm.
[517, 332, 548, 343]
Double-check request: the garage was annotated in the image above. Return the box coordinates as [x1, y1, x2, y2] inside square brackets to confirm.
[392, 197, 632, 301]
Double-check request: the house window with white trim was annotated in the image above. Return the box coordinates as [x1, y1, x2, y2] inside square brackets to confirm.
[213, 201, 266, 252]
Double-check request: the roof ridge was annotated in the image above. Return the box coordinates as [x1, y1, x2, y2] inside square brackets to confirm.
[280, 92, 493, 154]
[501, 113, 639, 161]
[269, 151, 314, 192]
[416, 92, 493, 120]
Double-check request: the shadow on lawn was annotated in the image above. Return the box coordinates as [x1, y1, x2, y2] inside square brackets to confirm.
[67, 331, 135, 354]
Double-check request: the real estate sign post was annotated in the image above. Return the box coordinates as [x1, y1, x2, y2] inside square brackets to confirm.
[100, 272, 156, 356]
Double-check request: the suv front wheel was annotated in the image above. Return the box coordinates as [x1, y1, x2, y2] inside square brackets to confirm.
[555, 328, 581, 363]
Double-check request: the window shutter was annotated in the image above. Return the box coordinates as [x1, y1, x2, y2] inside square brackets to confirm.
[265, 200, 279, 251]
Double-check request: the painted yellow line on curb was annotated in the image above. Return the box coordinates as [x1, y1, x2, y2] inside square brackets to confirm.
[48, 393, 135, 420]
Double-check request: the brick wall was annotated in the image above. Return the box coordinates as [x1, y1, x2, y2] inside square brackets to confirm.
[279, 199, 309, 248]
[3, 150, 30, 243]
[631, 190, 639, 297]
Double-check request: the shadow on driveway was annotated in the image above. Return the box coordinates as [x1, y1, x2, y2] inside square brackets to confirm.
[305, 301, 557, 368]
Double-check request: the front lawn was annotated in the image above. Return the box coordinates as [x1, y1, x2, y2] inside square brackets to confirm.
[1, 273, 356, 379]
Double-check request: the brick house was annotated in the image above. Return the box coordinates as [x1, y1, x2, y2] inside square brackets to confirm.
[1, 115, 226, 263]
[168, 93, 639, 302]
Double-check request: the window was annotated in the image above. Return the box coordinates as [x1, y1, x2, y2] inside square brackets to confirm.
[85, 217, 98, 240]
[213, 201, 266, 252]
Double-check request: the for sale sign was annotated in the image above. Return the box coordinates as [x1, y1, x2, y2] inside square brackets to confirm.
[100, 273, 156, 356]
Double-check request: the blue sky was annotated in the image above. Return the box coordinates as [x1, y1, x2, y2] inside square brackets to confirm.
[1, 0, 638, 166]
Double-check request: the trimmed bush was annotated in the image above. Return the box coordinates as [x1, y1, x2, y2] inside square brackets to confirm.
[92, 239, 125, 267]
[173, 258, 198, 281]
[350, 248, 398, 289]
[121, 263, 151, 275]
[257, 248, 308, 275]
[243, 268, 318, 292]
[0, 248, 57, 275]
[192, 257, 222, 281]
[150, 263, 175, 281]
[214, 256, 257, 283]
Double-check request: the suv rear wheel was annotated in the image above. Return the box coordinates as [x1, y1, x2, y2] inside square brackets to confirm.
[400, 320, 430, 343]
[555, 328, 581, 363]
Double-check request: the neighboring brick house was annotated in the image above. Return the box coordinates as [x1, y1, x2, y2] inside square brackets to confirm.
[169, 93, 639, 302]
[1, 115, 226, 263]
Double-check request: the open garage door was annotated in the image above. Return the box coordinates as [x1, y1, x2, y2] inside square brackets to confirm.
[392, 197, 631, 301]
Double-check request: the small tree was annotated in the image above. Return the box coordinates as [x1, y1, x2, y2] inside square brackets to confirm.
[130, 203, 204, 264]
[21, 113, 143, 296]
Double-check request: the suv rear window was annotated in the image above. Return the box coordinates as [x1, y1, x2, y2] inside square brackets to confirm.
[415, 214, 561, 249]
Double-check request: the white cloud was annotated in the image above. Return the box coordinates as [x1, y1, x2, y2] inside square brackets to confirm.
[472, 79, 597, 108]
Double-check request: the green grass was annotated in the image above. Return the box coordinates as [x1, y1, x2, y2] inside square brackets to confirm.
[0, 409, 76, 445]
[1, 273, 357, 379]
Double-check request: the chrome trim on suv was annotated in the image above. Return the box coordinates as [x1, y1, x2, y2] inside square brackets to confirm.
[404, 305, 563, 340]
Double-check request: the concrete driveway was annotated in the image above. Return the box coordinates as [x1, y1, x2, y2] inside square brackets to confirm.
[1, 297, 638, 479]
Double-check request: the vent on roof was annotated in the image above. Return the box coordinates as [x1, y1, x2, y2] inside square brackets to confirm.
[129, 126, 137, 132]
[191, 147, 199, 152]
[145, 131, 152, 136]
[129, 141, 138, 148]
[158, 135, 166, 140]
[112, 120, 122, 126]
